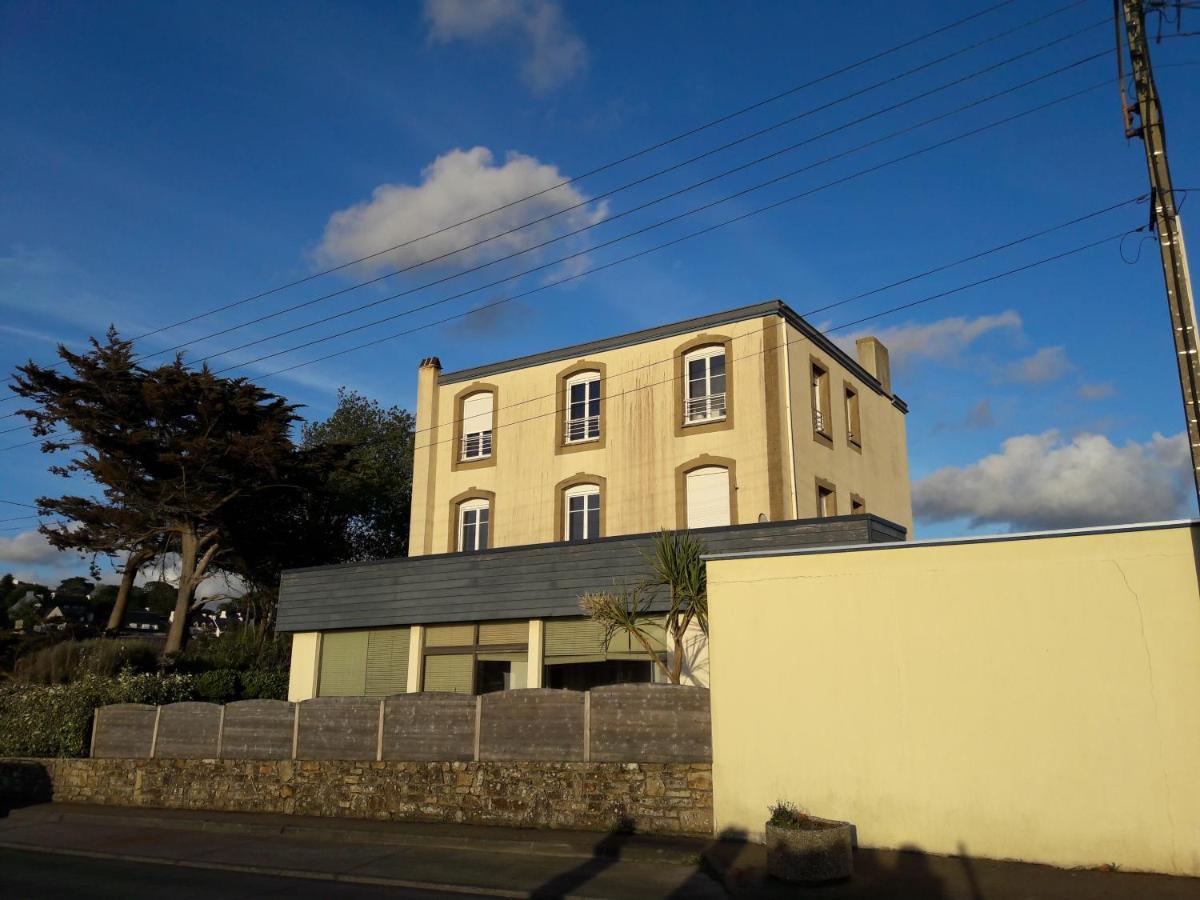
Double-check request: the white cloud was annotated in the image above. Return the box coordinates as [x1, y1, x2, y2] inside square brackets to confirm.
[316, 146, 607, 278]
[913, 430, 1194, 532]
[424, 0, 587, 93]
[1001, 345, 1072, 384]
[0, 530, 65, 567]
[1079, 381, 1115, 399]
[840, 311, 1021, 369]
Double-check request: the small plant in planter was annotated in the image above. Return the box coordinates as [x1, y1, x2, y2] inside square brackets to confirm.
[765, 801, 853, 883]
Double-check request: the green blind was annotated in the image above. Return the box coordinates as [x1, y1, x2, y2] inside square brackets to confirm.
[544, 618, 608, 662]
[478, 620, 528, 646]
[365, 627, 410, 697]
[423, 653, 474, 692]
[425, 624, 476, 648]
[318, 630, 368, 696]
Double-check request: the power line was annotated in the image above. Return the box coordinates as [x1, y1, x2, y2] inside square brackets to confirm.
[403, 230, 1136, 456]
[0, 499, 39, 509]
[0, 0, 1063, 392]
[114, 10, 1113, 372]
[226, 77, 1115, 383]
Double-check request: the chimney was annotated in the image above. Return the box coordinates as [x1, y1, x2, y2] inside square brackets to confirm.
[409, 356, 443, 556]
[855, 337, 891, 394]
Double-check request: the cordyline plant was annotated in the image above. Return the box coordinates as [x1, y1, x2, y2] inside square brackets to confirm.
[579, 529, 708, 684]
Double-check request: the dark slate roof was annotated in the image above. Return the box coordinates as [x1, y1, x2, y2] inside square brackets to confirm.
[275, 515, 906, 633]
[437, 299, 907, 412]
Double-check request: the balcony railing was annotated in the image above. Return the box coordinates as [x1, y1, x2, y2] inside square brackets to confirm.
[684, 392, 726, 424]
[461, 430, 493, 461]
[564, 415, 600, 444]
[813, 409, 827, 435]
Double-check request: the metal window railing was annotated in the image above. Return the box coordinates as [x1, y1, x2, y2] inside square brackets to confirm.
[684, 392, 726, 424]
[564, 415, 600, 443]
[461, 430, 493, 460]
[813, 408, 827, 435]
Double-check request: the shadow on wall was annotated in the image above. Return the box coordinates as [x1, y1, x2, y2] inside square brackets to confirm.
[0, 760, 53, 817]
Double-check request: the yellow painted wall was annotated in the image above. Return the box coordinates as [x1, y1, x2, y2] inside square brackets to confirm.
[785, 322, 912, 533]
[287, 632, 320, 701]
[410, 313, 910, 555]
[707, 524, 1200, 876]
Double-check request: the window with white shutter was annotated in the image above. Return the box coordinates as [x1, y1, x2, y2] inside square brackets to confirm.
[458, 498, 490, 551]
[683, 346, 727, 424]
[460, 392, 494, 460]
[686, 466, 731, 528]
[564, 372, 601, 444]
[564, 483, 601, 541]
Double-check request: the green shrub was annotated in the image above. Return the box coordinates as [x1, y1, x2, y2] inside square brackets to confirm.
[0, 672, 197, 758]
[239, 669, 288, 700]
[193, 669, 240, 703]
[170, 629, 290, 676]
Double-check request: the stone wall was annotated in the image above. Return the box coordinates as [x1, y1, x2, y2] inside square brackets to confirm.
[0, 757, 713, 835]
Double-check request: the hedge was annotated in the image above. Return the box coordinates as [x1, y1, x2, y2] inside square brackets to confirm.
[0, 669, 288, 758]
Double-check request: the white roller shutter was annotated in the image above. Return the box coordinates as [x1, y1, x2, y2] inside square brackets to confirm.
[461, 392, 494, 434]
[686, 466, 730, 528]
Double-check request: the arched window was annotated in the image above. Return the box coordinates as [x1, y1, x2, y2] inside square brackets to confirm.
[564, 371, 601, 444]
[458, 497, 490, 552]
[683, 345, 727, 424]
[685, 465, 730, 529]
[563, 483, 601, 541]
[460, 391, 494, 461]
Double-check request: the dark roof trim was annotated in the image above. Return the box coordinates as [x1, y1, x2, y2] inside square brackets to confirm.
[704, 518, 1197, 562]
[438, 299, 907, 412]
[280, 512, 908, 577]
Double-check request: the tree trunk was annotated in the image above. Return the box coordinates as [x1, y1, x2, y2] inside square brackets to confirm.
[104, 551, 149, 636]
[164, 528, 198, 655]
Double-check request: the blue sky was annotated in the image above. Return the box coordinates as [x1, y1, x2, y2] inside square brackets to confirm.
[2, 0, 1199, 582]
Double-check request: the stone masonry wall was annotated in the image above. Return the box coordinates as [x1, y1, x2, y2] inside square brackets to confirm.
[1, 757, 713, 835]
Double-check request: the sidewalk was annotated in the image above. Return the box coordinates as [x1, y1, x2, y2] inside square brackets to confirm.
[0, 803, 724, 899]
[705, 837, 1200, 899]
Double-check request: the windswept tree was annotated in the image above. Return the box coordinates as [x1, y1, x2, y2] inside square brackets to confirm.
[13, 329, 313, 653]
[580, 529, 710, 684]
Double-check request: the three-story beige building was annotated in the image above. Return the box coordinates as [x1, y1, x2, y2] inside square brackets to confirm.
[278, 300, 911, 699]
[409, 299, 911, 555]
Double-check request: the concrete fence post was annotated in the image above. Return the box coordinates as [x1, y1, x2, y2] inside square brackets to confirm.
[89, 710, 99, 759]
[473, 695, 482, 762]
[148, 706, 163, 759]
[291, 703, 300, 760]
[376, 699, 386, 762]
[582, 691, 591, 762]
[215, 705, 226, 759]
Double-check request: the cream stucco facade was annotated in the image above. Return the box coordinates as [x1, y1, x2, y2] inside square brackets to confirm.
[706, 522, 1200, 876]
[408, 301, 911, 556]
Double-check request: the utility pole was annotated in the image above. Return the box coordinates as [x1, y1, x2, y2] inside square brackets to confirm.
[1119, 0, 1200, 502]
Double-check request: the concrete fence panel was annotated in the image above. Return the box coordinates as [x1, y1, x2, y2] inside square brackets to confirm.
[479, 689, 585, 761]
[152, 702, 222, 759]
[589, 684, 712, 763]
[382, 693, 475, 761]
[92, 704, 157, 759]
[296, 697, 379, 760]
[220, 700, 295, 760]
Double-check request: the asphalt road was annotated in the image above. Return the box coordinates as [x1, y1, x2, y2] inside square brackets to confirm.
[0, 849, 483, 900]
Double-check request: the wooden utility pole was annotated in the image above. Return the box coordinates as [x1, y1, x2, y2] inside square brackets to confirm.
[1120, 0, 1200, 501]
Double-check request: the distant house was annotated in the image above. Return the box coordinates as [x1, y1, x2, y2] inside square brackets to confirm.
[122, 610, 169, 634]
[42, 602, 97, 629]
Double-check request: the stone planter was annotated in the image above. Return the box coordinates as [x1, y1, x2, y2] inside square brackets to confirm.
[765, 816, 853, 883]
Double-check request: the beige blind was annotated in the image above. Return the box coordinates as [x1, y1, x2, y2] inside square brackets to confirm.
[478, 620, 528, 646]
[423, 653, 474, 693]
[544, 618, 608, 662]
[365, 627, 410, 697]
[686, 466, 730, 529]
[461, 392, 494, 434]
[318, 630, 368, 696]
[425, 623, 476, 648]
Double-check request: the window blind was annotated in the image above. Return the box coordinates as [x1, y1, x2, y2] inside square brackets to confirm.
[478, 620, 528, 645]
[461, 392, 494, 433]
[318, 630, 368, 696]
[365, 627, 410, 697]
[686, 466, 731, 528]
[422, 653, 474, 693]
[425, 623, 476, 647]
